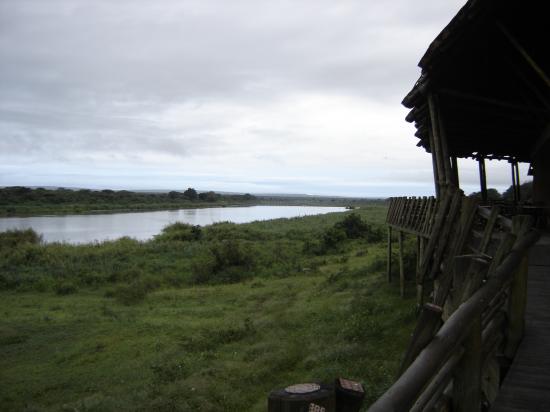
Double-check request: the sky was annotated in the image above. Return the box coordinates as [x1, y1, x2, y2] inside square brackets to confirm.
[0, 0, 531, 197]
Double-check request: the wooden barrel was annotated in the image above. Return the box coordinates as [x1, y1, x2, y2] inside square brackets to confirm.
[268, 383, 335, 412]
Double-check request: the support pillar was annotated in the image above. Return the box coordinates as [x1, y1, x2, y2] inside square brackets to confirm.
[478, 157, 488, 202]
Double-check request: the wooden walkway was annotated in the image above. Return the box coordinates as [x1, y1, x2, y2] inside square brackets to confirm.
[491, 233, 550, 412]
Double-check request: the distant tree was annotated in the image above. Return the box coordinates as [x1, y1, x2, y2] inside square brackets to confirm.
[469, 188, 501, 201]
[168, 191, 180, 200]
[183, 188, 198, 201]
[198, 191, 219, 202]
[502, 181, 533, 201]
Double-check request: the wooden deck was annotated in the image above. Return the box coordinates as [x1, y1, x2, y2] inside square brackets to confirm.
[491, 233, 550, 412]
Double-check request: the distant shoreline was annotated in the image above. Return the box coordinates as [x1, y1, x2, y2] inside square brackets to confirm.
[0, 186, 384, 218]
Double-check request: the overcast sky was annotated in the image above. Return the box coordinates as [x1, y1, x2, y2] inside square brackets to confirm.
[0, 0, 530, 196]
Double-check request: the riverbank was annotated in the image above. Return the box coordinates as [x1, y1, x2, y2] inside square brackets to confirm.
[0, 208, 417, 411]
[0, 187, 382, 217]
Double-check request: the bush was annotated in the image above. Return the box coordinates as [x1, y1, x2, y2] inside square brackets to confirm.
[335, 213, 383, 242]
[0, 229, 42, 249]
[155, 223, 201, 242]
[189, 240, 256, 284]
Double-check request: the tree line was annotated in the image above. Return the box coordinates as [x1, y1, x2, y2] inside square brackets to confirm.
[0, 186, 256, 207]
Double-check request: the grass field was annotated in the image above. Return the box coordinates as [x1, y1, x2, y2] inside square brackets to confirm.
[0, 207, 417, 411]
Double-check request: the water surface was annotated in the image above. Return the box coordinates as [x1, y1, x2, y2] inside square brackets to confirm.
[0, 206, 345, 244]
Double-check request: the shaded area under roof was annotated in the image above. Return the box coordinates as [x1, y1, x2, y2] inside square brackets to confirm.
[402, 0, 549, 163]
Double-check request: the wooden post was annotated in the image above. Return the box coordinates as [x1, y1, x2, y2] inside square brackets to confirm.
[429, 130, 441, 198]
[453, 315, 482, 412]
[511, 161, 518, 203]
[436, 98, 453, 186]
[515, 161, 521, 202]
[478, 157, 488, 202]
[451, 155, 460, 187]
[428, 93, 447, 193]
[387, 226, 393, 283]
[504, 216, 530, 358]
[398, 230, 405, 298]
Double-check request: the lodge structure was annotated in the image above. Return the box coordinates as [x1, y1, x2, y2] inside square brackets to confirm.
[371, 0, 550, 411]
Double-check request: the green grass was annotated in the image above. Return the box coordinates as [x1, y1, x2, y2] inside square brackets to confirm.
[0, 207, 417, 411]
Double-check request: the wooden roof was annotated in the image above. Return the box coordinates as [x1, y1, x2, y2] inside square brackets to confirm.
[402, 0, 550, 163]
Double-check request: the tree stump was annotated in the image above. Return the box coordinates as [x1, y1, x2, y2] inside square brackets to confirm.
[268, 383, 335, 412]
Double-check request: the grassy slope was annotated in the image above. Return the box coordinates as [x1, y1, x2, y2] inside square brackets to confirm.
[0, 207, 416, 411]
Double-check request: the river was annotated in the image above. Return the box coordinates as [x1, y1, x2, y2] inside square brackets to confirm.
[0, 205, 345, 244]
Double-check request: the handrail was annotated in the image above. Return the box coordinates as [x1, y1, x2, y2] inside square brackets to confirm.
[368, 228, 540, 412]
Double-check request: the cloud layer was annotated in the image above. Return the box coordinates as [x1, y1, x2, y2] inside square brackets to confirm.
[0, 0, 525, 196]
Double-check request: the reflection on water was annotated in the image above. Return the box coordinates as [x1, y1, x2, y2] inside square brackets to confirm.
[0, 206, 345, 244]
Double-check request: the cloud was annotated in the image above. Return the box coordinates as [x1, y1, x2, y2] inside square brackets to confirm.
[1, 0, 525, 197]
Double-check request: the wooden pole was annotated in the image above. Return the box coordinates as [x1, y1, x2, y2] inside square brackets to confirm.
[515, 161, 521, 202]
[451, 156, 460, 187]
[428, 129, 441, 198]
[511, 161, 518, 203]
[387, 226, 393, 283]
[436, 97, 453, 186]
[452, 315, 482, 412]
[428, 93, 447, 193]
[398, 230, 405, 298]
[478, 157, 488, 202]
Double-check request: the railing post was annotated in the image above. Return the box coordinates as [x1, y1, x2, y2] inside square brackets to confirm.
[453, 314, 482, 412]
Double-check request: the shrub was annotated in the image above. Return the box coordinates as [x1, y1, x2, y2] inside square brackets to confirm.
[189, 240, 256, 284]
[335, 213, 383, 242]
[155, 223, 201, 242]
[0, 229, 42, 249]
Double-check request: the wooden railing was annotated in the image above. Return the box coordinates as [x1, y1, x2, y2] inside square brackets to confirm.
[376, 186, 541, 411]
[386, 196, 437, 238]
